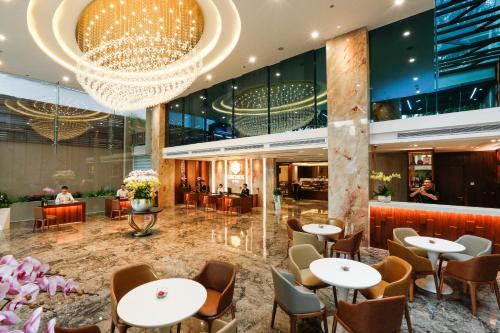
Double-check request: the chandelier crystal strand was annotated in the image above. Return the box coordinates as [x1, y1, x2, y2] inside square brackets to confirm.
[75, 0, 204, 111]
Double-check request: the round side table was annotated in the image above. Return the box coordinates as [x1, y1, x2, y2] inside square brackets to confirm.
[127, 207, 163, 237]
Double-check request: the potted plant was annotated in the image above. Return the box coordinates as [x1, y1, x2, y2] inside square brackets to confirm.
[370, 171, 401, 203]
[124, 170, 160, 212]
[273, 188, 282, 210]
[41, 187, 55, 206]
[0, 192, 11, 231]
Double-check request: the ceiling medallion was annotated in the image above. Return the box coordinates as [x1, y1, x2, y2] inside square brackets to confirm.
[27, 0, 241, 111]
[4, 99, 109, 141]
[212, 81, 327, 136]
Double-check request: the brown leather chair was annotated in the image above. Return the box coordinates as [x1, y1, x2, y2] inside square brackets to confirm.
[193, 260, 236, 332]
[330, 230, 363, 261]
[110, 264, 159, 333]
[327, 218, 345, 243]
[110, 200, 128, 219]
[354, 256, 413, 333]
[33, 206, 57, 231]
[286, 219, 303, 250]
[185, 192, 198, 209]
[332, 296, 406, 333]
[55, 326, 101, 333]
[387, 240, 436, 301]
[438, 254, 500, 316]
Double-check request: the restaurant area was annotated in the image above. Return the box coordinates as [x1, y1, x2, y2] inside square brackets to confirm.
[0, 0, 499, 333]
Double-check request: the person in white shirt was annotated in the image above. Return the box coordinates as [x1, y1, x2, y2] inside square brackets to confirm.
[116, 183, 129, 199]
[55, 186, 75, 204]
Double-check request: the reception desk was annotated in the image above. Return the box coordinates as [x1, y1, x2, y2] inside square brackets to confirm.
[42, 202, 86, 225]
[369, 201, 500, 253]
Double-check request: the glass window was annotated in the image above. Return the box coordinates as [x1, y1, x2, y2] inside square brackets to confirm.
[183, 92, 206, 144]
[206, 80, 233, 141]
[167, 98, 184, 147]
[315, 48, 328, 128]
[270, 50, 316, 134]
[233, 68, 268, 138]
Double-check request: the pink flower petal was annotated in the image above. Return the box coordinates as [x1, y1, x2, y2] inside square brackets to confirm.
[23, 307, 43, 333]
[0, 311, 21, 325]
[45, 319, 56, 333]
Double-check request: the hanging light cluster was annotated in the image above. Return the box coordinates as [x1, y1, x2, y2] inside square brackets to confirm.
[75, 0, 204, 111]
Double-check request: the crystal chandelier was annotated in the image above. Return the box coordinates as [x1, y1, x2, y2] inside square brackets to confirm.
[212, 81, 327, 136]
[75, 0, 204, 111]
[4, 99, 109, 141]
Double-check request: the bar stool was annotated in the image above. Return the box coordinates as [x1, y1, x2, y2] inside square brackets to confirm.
[185, 193, 197, 210]
[111, 200, 128, 219]
[33, 207, 57, 232]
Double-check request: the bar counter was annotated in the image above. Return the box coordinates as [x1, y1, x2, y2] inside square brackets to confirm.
[42, 202, 86, 225]
[369, 201, 500, 253]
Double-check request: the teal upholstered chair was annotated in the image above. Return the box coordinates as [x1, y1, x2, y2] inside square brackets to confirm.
[270, 266, 328, 333]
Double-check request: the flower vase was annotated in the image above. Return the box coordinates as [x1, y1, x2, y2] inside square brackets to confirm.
[274, 195, 282, 210]
[131, 199, 152, 212]
[377, 195, 391, 203]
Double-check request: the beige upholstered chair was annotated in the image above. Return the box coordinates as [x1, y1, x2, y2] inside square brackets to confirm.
[211, 319, 237, 333]
[292, 231, 324, 255]
[392, 228, 428, 257]
[438, 235, 492, 272]
[327, 218, 345, 242]
[271, 266, 328, 333]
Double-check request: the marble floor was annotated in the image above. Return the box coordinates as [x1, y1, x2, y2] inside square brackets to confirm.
[0, 199, 498, 333]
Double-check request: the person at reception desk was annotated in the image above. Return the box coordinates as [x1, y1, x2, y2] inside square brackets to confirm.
[240, 183, 250, 197]
[116, 183, 129, 199]
[218, 184, 224, 195]
[410, 178, 439, 204]
[55, 186, 75, 204]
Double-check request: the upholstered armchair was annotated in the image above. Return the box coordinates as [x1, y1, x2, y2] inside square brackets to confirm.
[270, 266, 328, 333]
[211, 319, 237, 333]
[327, 218, 345, 243]
[392, 228, 428, 257]
[286, 219, 303, 250]
[438, 235, 492, 272]
[332, 296, 406, 333]
[387, 239, 436, 301]
[330, 230, 363, 261]
[193, 260, 236, 332]
[292, 231, 324, 255]
[438, 254, 500, 316]
[111, 264, 159, 333]
[354, 256, 413, 333]
[56, 326, 101, 333]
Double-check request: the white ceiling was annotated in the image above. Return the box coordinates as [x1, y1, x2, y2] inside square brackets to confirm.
[0, 0, 434, 99]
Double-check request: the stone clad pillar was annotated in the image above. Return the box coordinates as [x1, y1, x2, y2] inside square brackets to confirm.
[149, 104, 175, 208]
[326, 28, 370, 241]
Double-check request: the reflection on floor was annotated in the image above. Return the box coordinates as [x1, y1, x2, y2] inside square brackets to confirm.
[0, 199, 498, 333]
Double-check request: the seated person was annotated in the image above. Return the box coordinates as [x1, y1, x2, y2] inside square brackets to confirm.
[410, 178, 439, 204]
[200, 184, 208, 193]
[116, 183, 129, 199]
[55, 186, 75, 204]
[240, 183, 250, 197]
[218, 184, 224, 195]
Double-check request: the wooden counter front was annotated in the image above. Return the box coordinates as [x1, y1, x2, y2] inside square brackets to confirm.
[369, 202, 500, 253]
[42, 202, 86, 224]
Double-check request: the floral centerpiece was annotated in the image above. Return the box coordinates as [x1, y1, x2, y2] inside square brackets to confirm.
[0, 254, 81, 333]
[370, 171, 401, 203]
[40, 187, 55, 207]
[124, 170, 160, 212]
[273, 188, 282, 210]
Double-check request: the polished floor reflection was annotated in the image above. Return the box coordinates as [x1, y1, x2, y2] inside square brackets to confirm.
[0, 199, 497, 333]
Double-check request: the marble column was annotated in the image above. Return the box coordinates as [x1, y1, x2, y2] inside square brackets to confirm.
[149, 104, 175, 209]
[263, 158, 276, 208]
[326, 28, 370, 241]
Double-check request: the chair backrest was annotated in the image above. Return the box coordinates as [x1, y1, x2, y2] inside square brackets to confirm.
[111, 264, 159, 322]
[55, 326, 101, 333]
[213, 319, 237, 333]
[288, 244, 322, 283]
[387, 240, 432, 273]
[351, 230, 364, 251]
[328, 218, 345, 239]
[393, 228, 419, 247]
[374, 256, 412, 298]
[34, 206, 44, 220]
[195, 260, 236, 314]
[111, 200, 121, 210]
[456, 235, 492, 257]
[336, 296, 406, 333]
[287, 219, 303, 232]
[292, 231, 323, 253]
[446, 254, 500, 282]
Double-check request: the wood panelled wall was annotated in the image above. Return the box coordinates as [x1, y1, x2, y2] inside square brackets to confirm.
[370, 206, 500, 253]
[174, 160, 210, 204]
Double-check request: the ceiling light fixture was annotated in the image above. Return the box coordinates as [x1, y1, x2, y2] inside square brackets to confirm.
[62, 76, 70, 82]
[413, 76, 418, 81]
[394, 0, 404, 5]
[403, 31, 410, 37]
[0, 34, 6, 41]
[310, 31, 319, 39]
[336, 25, 341, 29]
[275, 72, 281, 77]
[206, 74, 212, 80]
[409, 57, 415, 63]
[248, 56, 256, 63]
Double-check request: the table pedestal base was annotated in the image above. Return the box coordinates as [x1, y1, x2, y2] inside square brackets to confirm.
[128, 214, 157, 237]
[415, 276, 452, 295]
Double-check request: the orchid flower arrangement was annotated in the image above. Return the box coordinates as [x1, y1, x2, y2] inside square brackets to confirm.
[40, 188, 55, 206]
[370, 171, 401, 197]
[0, 255, 80, 333]
[123, 170, 160, 200]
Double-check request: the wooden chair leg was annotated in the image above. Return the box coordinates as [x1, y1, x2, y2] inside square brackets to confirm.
[438, 272, 445, 299]
[271, 299, 277, 328]
[433, 273, 440, 298]
[290, 315, 297, 333]
[333, 286, 338, 307]
[176, 323, 181, 333]
[493, 282, 500, 311]
[231, 304, 236, 319]
[357, 251, 361, 262]
[409, 278, 414, 302]
[207, 320, 213, 333]
[352, 290, 358, 304]
[404, 301, 413, 333]
[323, 311, 329, 333]
[437, 258, 443, 277]
[110, 320, 115, 333]
[469, 282, 477, 316]
[332, 315, 338, 333]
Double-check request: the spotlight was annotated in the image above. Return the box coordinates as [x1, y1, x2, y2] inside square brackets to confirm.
[395, 0, 404, 5]
[409, 58, 415, 63]
[248, 56, 256, 63]
[62, 76, 70, 82]
[310, 31, 319, 39]
[403, 31, 410, 37]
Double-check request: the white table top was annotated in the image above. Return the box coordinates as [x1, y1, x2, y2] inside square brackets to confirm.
[310, 258, 382, 290]
[404, 236, 466, 253]
[302, 224, 342, 236]
[117, 278, 207, 328]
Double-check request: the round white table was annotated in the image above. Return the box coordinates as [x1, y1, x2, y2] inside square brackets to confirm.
[302, 224, 342, 255]
[117, 278, 207, 332]
[405, 236, 466, 295]
[310, 258, 381, 301]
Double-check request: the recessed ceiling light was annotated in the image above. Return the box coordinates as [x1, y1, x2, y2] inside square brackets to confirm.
[336, 25, 341, 29]
[0, 60, 2, 65]
[416, 89, 421, 94]
[62, 76, 70, 82]
[491, 139, 497, 143]
[413, 76, 418, 81]
[394, 0, 404, 5]
[409, 57, 415, 63]
[403, 31, 410, 37]
[206, 74, 212, 80]
[248, 56, 256, 63]
[0, 34, 6, 41]
[310, 31, 319, 39]
[275, 72, 281, 77]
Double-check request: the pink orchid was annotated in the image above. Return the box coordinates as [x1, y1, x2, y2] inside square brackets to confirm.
[22, 307, 42, 333]
[0, 327, 23, 333]
[45, 319, 56, 333]
[62, 279, 78, 297]
[0, 266, 14, 283]
[1, 276, 21, 296]
[8, 284, 39, 310]
[0, 311, 20, 325]
[46, 276, 64, 297]
[0, 256, 18, 267]
[15, 262, 34, 282]
[0, 283, 9, 299]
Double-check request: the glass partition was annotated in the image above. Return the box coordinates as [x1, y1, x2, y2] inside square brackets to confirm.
[167, 97, 184, 147]
[183, 92, 206, 144]
[207, 80, 233, 141]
